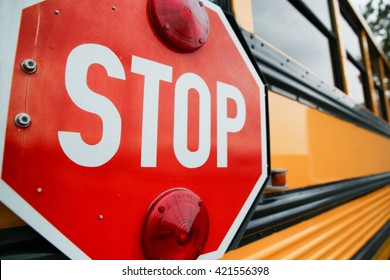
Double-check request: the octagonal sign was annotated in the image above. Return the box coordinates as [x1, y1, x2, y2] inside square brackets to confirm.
[0, 0, 268, 259]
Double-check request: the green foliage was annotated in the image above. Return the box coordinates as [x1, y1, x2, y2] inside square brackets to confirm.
[362, 0, 390, 59]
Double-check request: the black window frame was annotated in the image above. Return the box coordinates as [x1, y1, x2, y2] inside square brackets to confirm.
[287, 0, 344, 90]
[339, 2, 373, 111]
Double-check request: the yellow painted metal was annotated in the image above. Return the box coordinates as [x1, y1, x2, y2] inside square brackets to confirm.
[269, 91, 390, 189]
[231, 0, 254, 33]
[373, 235, 390, 260]
[0, 202, 25, 229]
[222, 186, 390, 260]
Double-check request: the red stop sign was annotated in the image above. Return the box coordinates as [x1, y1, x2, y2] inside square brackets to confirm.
[0, 0, 267, 259]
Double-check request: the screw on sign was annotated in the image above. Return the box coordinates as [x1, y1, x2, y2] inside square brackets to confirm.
[0, 0, 267, 259]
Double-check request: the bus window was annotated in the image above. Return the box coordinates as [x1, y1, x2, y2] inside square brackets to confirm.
[339, 14, 362, 63]
[385, 67, 390, 116]
[339, 10, 371, 109]
[369, 45, 388, 121]
[345, 59, 365, 106]
[252, 0, 335, 86]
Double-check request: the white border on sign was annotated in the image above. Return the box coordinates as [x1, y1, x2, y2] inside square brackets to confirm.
[0, 0, 90, 260]
[0, 0, 268, 260]
[197, 1, 268, 260]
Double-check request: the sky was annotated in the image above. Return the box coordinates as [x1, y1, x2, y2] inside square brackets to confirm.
[349, 0, 371, 13]
[349, 0, 385, 16]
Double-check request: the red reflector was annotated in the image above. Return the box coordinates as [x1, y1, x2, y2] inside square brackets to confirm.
[148, 0, 209, 52]
[142, 188, 209, 259]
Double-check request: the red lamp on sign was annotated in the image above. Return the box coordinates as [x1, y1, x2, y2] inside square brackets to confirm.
[142, 188, 209, 259]
[148, 0, 209, 52]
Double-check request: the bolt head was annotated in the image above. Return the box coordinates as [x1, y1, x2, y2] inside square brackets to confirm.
[15, 113, 31, 128]
[21, 59, 37, 74]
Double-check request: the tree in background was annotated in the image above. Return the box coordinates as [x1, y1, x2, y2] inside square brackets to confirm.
[362, 0, 390, 59]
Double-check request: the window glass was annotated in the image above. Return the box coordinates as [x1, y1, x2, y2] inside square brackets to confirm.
[385, 68, 390, 107]
[369, 47, 385, 118]
[252, 0, 335, 85]
[369, 47, 381, 83]
[301, 0, 332, 30]
[373, 88, 384, 118]
[345, 60, 365, 106]
[340, 15, 362, 63]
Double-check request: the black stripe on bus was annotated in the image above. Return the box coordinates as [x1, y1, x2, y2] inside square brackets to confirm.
[352, 220, 390, 260]
[0, 226, 68, 260]
[233, 172, 390, 249]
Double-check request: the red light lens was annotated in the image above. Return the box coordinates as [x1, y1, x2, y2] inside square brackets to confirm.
[148, 0, 209, 52]
[142, 188, 209, 259]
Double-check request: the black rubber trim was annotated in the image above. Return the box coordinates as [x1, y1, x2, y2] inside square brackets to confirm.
[352, 220, 390, 260]
[241, 29, 390, 138]
[0, 226, 68, 260]
[238, 172, 390, 248]
[208, 0, 232, 13]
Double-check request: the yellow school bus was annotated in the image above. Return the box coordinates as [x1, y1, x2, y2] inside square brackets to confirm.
[221, 0, 390, 260]
[0, 0, 389, 259]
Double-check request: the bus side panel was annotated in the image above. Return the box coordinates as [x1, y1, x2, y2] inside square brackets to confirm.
[222, 186, 390, 260]
[269, 91, 390, 189]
